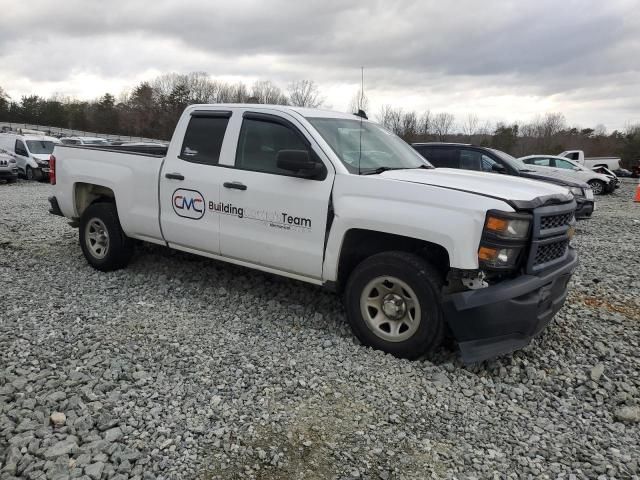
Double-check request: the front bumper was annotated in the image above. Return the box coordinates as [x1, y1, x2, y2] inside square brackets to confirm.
[575, 200, 594, 219]
[443, 248, 578, 363]
[0, 169, 18, 179]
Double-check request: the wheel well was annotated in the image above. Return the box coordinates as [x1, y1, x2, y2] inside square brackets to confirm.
[74, 183, 115, 218]
[336, 229, 450, 292]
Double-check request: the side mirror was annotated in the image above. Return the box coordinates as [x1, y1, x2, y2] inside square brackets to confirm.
[276, 149, 325, 179]
[491, 163, 506, 173]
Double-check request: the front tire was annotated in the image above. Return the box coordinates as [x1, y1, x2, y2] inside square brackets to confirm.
[588, 179, 606, 195]
[79, 202, 133, 271]
[344, 251, 445, 359]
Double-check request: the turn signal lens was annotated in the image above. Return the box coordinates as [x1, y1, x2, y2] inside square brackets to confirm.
[478, 246, 498, 261]
[485, 217, 508, 232]
[484, 214, 530, 239]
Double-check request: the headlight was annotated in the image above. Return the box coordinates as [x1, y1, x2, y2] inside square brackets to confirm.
[478, 211, 531, 271]
[569, 187, 584, 198]
[478, 246, 522, 269]
[484, 213, 530, 240]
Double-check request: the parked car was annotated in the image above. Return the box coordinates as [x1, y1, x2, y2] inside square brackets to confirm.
[412, 143, 594, 219]
[613, 168, 633, 178]
[60, 136, 110, 146]
[0, 151, 19, 183]
[590, 165, 620, 190]
[49, 104, 579, 363]
[0, 133, 60, 180]
[519, 154, 615, 195]
[558, 150, 621, 170]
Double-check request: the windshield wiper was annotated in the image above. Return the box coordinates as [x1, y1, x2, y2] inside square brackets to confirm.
[360, 165, 432, 175]
[360, 166, 405, 175]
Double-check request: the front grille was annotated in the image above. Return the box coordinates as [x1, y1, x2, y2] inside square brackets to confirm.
[527, 201, 576, 273]
[540, 212, 573, 231]
[534, 239, 569, 265]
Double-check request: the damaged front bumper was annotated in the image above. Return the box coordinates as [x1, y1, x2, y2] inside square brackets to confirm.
[442, 248, 578, 363]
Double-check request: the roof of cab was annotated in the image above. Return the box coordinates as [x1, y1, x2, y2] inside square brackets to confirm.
[187, 104, 364, 120]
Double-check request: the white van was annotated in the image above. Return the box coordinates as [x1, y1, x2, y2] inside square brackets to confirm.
[0, 133, 60, 181]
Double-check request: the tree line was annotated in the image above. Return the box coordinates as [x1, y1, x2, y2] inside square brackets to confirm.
[1, 73, 638, 166]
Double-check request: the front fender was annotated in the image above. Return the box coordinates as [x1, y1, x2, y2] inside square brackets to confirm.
[322, 175, 513, 282]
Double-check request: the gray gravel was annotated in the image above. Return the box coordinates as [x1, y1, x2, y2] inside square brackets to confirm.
[1, 179, 639, 479]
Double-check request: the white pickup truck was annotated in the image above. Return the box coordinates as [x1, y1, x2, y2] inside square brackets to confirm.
[49, 104, 579, 363]
[559, 150, 621, 170]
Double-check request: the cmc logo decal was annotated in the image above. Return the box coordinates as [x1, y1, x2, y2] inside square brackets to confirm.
[172, 189, 205, 219]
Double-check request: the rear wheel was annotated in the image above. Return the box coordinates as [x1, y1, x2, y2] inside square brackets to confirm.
[79, 202, 133, 271]
[588, 179, 605, 195]
[344, 251, 445, 359]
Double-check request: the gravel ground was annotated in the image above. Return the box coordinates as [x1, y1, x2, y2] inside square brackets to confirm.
[1, 179, 639, 480]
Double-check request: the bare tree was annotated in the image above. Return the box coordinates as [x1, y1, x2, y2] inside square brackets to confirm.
[541, 112, 566, 138]
[593, 123, 607, 137]
[287, 80, 324, 108]
[462, 113, 479, 137]
[251, 80, 288, 105]
[401, 111, 418, 140]
[432, 112, 455, 141]
[377, 105, 402, 135]
[418, 110, 432, 137]
[348, 89, 369, 114]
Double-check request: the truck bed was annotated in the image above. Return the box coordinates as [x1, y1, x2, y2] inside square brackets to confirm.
[53, 144, 166, 244]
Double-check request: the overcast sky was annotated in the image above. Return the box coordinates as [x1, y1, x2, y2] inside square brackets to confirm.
[1, 0, 638, 130]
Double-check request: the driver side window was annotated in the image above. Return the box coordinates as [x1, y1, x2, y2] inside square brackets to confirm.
[481, 154, 500, 172]
[236, 118, 309, 175]
[15, 140, 28, 156]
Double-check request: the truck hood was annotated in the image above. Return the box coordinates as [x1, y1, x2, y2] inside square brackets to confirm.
[32, 153, 51, 161]
[379, 168, 573, 207]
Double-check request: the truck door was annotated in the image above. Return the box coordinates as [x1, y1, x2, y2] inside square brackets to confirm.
[217, 112, 334, 279]
[14, 139, 30, 173]
[158, 111, 232, 254]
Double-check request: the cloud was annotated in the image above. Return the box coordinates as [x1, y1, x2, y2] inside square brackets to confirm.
[0, 0, 638, 129]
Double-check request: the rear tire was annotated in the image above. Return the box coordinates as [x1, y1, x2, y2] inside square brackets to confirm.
[344, 251, 445, 360]
[79, 202, 133, 271]
[588, 179, 605, 195]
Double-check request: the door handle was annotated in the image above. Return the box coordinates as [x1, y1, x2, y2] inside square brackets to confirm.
[165, 172, 184, 180]
[223, 182, 247, 191]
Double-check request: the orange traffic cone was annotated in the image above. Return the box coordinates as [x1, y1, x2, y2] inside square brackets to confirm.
[635, 183, 640, 202]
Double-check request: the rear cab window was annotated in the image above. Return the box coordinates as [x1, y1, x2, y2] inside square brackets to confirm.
[179, 112, 231, 166]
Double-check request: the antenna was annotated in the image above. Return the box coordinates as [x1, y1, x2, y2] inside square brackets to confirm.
[358, 66, 364, 176]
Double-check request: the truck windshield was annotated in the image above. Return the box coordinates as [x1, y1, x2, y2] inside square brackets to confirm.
[26, 141, 55, 154]
[307, 117, 432, 174]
